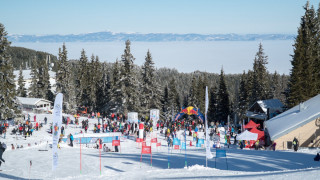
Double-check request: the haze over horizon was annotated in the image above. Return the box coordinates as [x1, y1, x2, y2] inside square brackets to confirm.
[1, 0, 319, 35]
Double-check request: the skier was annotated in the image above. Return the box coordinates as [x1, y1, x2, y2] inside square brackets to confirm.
[293, 137, 299, 151]
[69, 133, 74, 147]
[0, 142, 6, 167]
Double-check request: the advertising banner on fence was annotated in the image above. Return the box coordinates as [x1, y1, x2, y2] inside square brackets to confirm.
[52, 93, 63, 171]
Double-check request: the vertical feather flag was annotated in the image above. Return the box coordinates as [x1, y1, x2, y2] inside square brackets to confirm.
[52, 93, 63, 171]
[205, 86, 213, 163]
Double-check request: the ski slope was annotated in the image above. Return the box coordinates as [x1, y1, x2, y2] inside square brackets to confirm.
[1, 113, 320, 180]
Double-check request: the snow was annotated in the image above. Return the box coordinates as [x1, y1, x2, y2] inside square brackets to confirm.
[265, 94, 320, 140]
[1, 112, 320, 179]
[13, 70, 56, 81]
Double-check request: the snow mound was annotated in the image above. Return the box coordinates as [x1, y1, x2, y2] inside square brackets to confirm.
[187, 164, 212, 171]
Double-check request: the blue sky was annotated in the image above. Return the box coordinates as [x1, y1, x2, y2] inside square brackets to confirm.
[1, 0, 319, 35]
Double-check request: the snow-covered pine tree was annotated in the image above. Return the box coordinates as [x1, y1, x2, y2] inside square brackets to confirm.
[287, 2, 317, 108]
[110, 59, 124, 113]
[237, 71, 249, 121]
[28, 57, 39, 98]
[216, 68, 230, 124]
[161, 84, 170, 121]
[251, 43, 269, 103]
[188, 74, 198, 107]
[168, 78, 180, 120]
[17, 65, 27, 97]
[197, 75, 205, 112]
[0, 23, 19, 120]
[141, 50, 161, 116]
[93, 55, 103, 112]
[88, 54, 98, 110]
[56, 43, 76, 113]
[208, 86, 218, 123]
[43, 57, 54, 102]
[96, 63, 111, 116]
[121, 40, 140, 113]
[77, 49, 90, 107]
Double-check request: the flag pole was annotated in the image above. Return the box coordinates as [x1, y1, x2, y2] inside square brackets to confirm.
[80, 137, 81, 174]
[99, 140, 101, 175]
[185, 128, 187, 167]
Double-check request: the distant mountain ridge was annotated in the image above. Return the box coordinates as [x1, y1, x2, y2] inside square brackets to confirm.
[8, 31, 296, 42]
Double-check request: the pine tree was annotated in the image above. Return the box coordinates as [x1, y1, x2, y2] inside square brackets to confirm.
[287, 2, 316, 107]
[197, 75, 205, 112]
[96, 63, 111, 115]
[161, 85, 170, 120]
[56, 44, 76, 113]
[216, 68, 230, 124]
[110, 59, 124, 113]
[251, 43, 269, 103]
[208, 86, 218, 123]
[28, 57, 39, 98]
[238, 71, 249, 121]
[188, 75, 198, 107]
[121, 40, 140, 113]
[88, 54, 99, 110]
[77, 49, 90, 107]
[43, 57, 54, 102]
[0, 23, 19, 120]
[168, 78, 180, 119]
[17, 66, 27, 97]
[140, 50, 162, 116]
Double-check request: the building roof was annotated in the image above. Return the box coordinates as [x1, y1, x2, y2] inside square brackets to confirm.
[249, 99, 284, 113]
[265, 94, 320, 141]
[17, 97, 52, 106]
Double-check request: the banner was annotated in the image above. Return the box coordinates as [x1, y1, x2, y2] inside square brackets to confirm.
[142, 142, 147, 147]
[181, 142, 186, 150]
[156, 142, 161, 147]
[136, 138, 143, 142]
[52, 93, 63, 171]
[205, 86, 213, 159]
[173, 138, 180, 145]
[151, 138, 157, 143]
[174, 145, 180, 149]
[112, 140, 120, 146]
[141, 146, 152, 154]
[216, 149, 226, 158]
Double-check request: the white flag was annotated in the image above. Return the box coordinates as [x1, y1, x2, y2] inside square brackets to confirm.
[52, 93, 63, 171]
[205, 86, 213, 159]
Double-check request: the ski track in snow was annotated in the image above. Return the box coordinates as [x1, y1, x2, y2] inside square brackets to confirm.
[1, 113, 320, 179]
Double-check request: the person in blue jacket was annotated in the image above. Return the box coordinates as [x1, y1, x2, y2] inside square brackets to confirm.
[69, 133, 74, 147]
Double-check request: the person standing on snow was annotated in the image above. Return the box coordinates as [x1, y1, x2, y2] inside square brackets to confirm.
[69, 133, 74, 147]
[293, 137, 299, 151]
[0, 142, 6, 167]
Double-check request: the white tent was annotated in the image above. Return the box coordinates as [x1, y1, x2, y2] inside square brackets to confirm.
[127, 112, 139, 123]
[237, 130, 258, 141]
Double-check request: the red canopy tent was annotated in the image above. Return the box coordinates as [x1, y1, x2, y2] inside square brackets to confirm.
[244, 120, 260, 129]
[249, 127, 265, 140]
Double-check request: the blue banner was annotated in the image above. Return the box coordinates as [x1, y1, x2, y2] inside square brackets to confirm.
[196, 143, 201, 147]
[173, 138, 181, 145]
[62, 136, 120, 144]
[198, 139, 204, 145]
[216, 149, 226, 158]
[181, 142, 186, 149]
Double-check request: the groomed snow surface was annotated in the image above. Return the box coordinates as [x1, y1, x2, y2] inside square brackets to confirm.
[1, 113, 320, 180]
